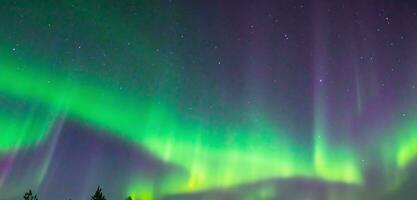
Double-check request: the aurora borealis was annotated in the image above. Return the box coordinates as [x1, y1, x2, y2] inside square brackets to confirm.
[1, 0, 417, 199]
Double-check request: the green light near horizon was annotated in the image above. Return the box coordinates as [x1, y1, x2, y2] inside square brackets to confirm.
[398, 139, 417, 167]
[393, 117, 417, 168]
[372, 111, 417, 171]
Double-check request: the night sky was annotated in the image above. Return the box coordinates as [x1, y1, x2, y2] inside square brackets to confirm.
[1, 0, 417, 199]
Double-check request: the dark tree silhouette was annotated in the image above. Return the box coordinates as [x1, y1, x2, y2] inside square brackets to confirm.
[91, 186, 106, 200]
[23, 190, 38, 200]
[125, 196, 133, 200]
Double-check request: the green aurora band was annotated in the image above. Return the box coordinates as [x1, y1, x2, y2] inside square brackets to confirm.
[2, 44, 417, 199]
[0, 45, 367, 197]
[1, 1, 417, 198]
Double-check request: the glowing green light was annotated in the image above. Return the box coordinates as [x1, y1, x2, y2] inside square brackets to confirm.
[0, 46, 365, 198]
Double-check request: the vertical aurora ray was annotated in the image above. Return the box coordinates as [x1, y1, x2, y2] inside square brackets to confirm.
[311, 1, 361, 184]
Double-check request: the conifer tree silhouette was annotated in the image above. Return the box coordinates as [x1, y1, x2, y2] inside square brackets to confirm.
[91, 186, 106, 200]
[23, 190, 38, 200]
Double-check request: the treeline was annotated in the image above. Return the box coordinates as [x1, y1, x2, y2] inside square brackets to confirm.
[23, 186, 134, 200]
